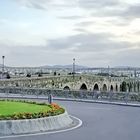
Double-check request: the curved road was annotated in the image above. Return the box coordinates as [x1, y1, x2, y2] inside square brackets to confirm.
[1, 100, 140, 140]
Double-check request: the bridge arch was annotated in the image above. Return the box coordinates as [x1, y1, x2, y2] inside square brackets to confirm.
[63, 86, 70, 90]
[120, 81, 127, 92]
[110, 85, 114, 91]
[102, 84, 107, 92]
[93, 83, 99, 91]
[80, 83, 88, 90]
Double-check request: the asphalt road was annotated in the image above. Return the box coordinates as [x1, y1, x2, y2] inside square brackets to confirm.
[1, 100, 140, 140]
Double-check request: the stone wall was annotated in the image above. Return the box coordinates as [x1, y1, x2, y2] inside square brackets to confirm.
[0, 75, 139, 93]
[0, 87, 140, 102]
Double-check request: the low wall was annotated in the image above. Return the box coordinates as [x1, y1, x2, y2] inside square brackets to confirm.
[0, 87, 140, 102]
[0, 111, 73, 136]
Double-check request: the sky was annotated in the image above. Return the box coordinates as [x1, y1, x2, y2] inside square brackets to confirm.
[0, 0, 140, 67]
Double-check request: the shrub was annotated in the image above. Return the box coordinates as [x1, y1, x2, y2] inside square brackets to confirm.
[51, 103, 61, 110]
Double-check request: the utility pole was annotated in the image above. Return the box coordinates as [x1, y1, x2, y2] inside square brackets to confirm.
[2, 56, 5, 79]
[108, 65, 111, 93]
[108, 65, 110, 78]
[73, 58, 75, 79]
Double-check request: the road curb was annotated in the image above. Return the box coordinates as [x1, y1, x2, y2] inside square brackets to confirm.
[0, 115, 82, 139]
[0, 111, 73, 136]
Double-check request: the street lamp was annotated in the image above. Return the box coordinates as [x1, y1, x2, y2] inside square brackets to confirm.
[2, 56, 5, 79]
[73, 58, 75, 79]
[108, 65, 110, 78]
[107, 65, 111, 93]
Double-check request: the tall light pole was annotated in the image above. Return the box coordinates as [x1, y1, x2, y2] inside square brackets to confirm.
[73, 58, 75, 79]
[108, 65, 110, 92]
[2, 56, 5, 79]
[108, 65, 110, 78]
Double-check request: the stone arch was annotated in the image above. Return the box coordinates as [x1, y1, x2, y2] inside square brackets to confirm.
[80, 83, 88, 90]
[102, 84, 107, 92]
[121, 81, 127, 92]
[110, 85, 113, 91]
[63, 86, 70, 90]
[93, 83, 99, 91]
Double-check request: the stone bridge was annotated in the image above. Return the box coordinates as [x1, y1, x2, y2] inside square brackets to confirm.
[0, 75, 140, 93]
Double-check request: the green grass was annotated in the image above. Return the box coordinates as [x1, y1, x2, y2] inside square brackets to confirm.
[0, 101, 52, 115]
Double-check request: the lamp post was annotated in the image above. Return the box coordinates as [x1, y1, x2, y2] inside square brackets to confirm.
[2, 56, 5, 79]
[73, 58, 75, 79]
[108, 65, 110, 78]
[107, 65, 111, 96]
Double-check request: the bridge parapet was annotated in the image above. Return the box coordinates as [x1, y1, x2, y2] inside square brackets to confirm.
[0, 75, 139, 93]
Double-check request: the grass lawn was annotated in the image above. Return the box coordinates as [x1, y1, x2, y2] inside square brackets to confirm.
[0, 101, 52, 115]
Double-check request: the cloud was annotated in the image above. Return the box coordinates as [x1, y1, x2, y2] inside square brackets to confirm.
[16, 0, 51, 10]
[74, 28, 89, 33]
[78, 0, 120, 9]
[16, 0, 140, 15]
[76, 21, 95, 27]
[2, 0, 140, 67]
[46, 32, 131, 53]
[1, 32, 139, 67]
[16, 0, 77, 10]
[122, 4, 140, 18]
[110, 47, 140, 67]
[45, 32, 140, 67]
[58, 15, 84, 20]
[15, 0, 122, 11]
[90, 3, 140, 19]
[16, 0, 140, 19]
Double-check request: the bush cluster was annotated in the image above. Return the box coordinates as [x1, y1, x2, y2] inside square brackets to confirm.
[0, 100, 65, 120]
